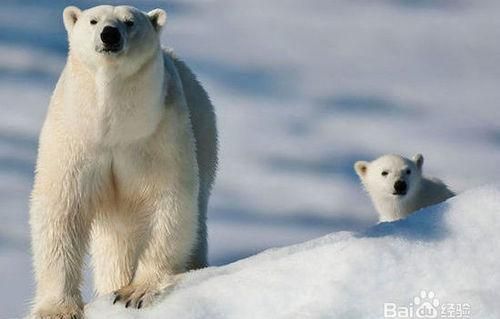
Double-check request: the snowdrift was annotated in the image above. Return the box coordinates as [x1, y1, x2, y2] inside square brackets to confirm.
[86, 186, 500, 319]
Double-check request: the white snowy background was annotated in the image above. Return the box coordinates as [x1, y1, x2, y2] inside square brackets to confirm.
[1, 0, 499, 318]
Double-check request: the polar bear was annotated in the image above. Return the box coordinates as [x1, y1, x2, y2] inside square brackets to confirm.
[29, 5, 217, 318]
[354, 154, 454, 222]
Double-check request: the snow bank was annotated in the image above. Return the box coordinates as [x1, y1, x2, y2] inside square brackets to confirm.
[86, 185, 500, 319]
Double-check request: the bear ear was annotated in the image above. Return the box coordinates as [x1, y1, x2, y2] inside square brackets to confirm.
[63, 6, 82, 33]
[354, 161, 369, 178]
[148, 9, 167, 32]
[413, 153, 424, 170]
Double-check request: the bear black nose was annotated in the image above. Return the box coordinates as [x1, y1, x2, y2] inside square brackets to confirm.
[100, 26, 121, 47]
[394, 180, 407, 194]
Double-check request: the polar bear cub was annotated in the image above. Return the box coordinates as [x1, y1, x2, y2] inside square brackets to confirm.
[354, 154, 454, 222]
[29, 5, 217, 319]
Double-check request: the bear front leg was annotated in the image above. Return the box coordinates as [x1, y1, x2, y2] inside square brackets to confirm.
[29, 149, 100, 319]
[91, 212, 145, 296]
[113, 182, 199, 309]
[29, 197, 92, 319]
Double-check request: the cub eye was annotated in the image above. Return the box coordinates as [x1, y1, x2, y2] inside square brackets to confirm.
[381, 171, 388, 177]
[90, 19, 98, 25]
[124, 20, 134, 27]
[406, 169, 411, 175]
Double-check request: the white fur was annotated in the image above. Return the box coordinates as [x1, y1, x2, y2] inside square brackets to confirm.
[354, 154, 454, 222]
[29, 5, 217, 319]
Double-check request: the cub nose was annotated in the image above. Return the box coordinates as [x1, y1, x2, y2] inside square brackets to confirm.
[394, 180, 407, 194]
[100, 26, 121, 46]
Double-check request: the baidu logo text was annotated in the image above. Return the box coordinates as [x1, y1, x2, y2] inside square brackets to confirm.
[383, 290, 471, 318]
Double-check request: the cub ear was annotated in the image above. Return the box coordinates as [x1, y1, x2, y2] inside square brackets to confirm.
[148, 9, 167, 32]
[354, 161, 369, 178]
[63, 6, 82, 33]
[413, 153, 424, 170]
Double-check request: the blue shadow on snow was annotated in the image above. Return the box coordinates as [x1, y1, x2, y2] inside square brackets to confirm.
[315, 94, 418, 117]
[0, 129, 38, 178]
[265, 151, 374, 182]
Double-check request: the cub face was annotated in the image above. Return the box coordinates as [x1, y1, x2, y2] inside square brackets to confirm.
[355, 154, 424, 200]
[63, 5, 167, 72]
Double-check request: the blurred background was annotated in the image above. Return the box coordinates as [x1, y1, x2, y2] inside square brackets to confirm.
[1, 0, 500, 318]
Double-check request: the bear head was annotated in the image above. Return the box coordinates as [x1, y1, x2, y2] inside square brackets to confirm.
[63, 5, 167, 73]
[354, 154, 424, 200]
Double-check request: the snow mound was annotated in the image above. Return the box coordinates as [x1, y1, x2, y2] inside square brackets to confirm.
[86, 185, 500, 319]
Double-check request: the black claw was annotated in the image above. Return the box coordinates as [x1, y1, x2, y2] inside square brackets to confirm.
[125, 300, 131, 308]
[137, 300, 143, 309]
[113, 295, 121, 304]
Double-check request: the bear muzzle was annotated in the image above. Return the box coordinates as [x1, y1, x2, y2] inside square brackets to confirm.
[393, 180, 408, 196]
[100, 26, 123, 53]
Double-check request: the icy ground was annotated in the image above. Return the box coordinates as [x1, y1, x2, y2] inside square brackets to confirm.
[1, 0, 500, 318]
[86, 186, 500, 319]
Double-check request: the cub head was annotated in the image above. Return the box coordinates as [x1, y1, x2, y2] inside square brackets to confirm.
[63, 5, 167, 71]
[354, 154, 424, 199]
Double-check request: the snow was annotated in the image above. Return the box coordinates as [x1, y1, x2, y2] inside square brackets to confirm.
[85, 186, 500, 319]
[1, 1, 500, 318]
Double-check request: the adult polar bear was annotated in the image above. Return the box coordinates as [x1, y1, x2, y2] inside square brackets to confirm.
[29, 5, 217, 318]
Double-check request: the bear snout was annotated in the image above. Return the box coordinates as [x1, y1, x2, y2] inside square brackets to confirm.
[393, 180, 407, 195]
[100, 26, 122, 50]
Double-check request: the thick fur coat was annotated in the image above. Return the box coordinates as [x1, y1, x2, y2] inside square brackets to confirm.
[29, 5, 217, 318]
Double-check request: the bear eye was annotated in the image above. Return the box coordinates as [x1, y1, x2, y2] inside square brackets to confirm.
[90, 19, 98, 25]
[124, 20, 134, 27]
[381, 171, 389, 177]
[406, 169, 411, 175]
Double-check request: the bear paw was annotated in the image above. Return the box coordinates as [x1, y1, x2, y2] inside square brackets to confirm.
[112, 282, 165, 309]
[30, 303, 83, 319]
